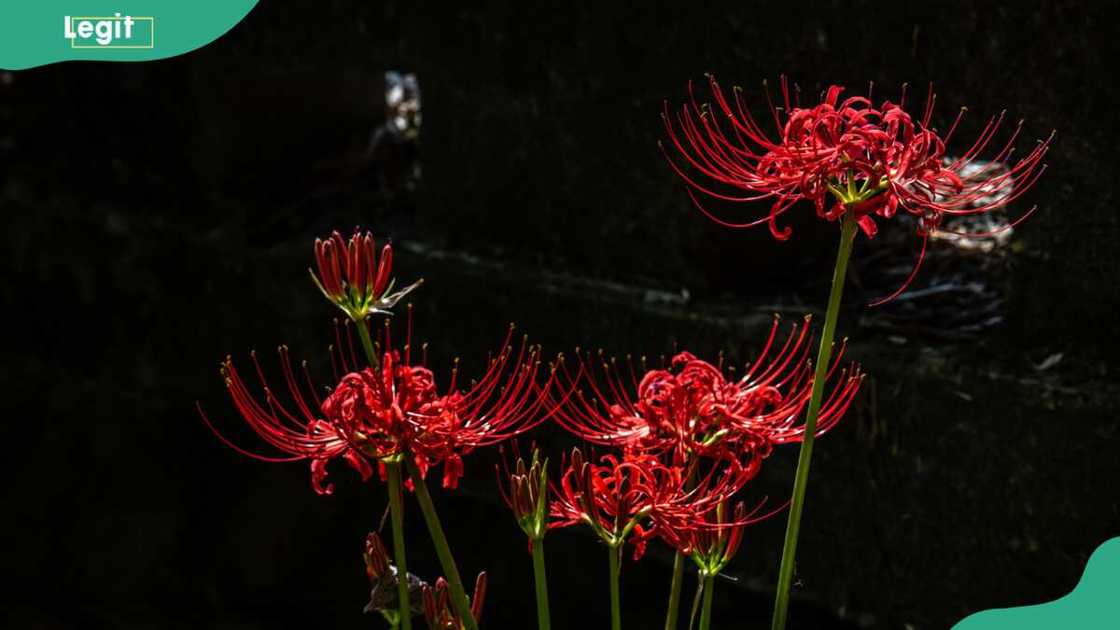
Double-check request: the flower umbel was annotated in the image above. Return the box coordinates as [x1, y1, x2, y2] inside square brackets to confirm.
[203, 318, 554, 494]
[549, 449, 754, 559]
[549, 316, 862, 464]
[311, 229, 423, 321]
[320, 349, 436, 463]
[661, 500, 776, 578]
[662, 76, 1053, 302]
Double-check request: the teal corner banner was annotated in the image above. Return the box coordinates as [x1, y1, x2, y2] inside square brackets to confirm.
[0, 1, 258, 70]
[953, 537, 1120, 629]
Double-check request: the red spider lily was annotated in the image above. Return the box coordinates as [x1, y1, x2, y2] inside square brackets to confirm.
[202, 319, 553, 493]
[549, 449, 755, 559]
[658, 499, 782, 577]
[320, 350, 433, 462]
[422, 572, 487, 630]
[662, 76, 1053, 302]
[310, 229, 423, 321]
[548, 316, 862, 464]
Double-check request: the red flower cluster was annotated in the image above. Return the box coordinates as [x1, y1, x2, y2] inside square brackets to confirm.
[207, 227, 870, 617]
[658, 500, 748, 560]
[551, 316, 862, 465]
[320, 351, 432, 462]
[657, 499, 781, 579]
[549, 449, 757, 559]
[536, 316, 863, 567]
[663, 76, 1052, 301]
[202, 320, 550, 494]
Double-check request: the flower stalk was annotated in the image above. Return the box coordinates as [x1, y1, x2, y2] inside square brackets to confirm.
[698, 574, 715, 630]
[531, 539, 552, 630]
[385, 460, 413, 630]
[355, 317, 380, 370]
[770, 210, 858, 630]
[406, 457, 479, 630]
[608, 544, 623, 630]
[664, 552, 686, 630]
[498, 449, 553, 630]
[664, 462, 702, 630]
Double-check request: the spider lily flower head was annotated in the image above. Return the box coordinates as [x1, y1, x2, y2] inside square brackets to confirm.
[549, 449, 659, 557]
[200, 321, 438, 495]
[549, 449, 753, 559]
[422, 572, 487, 630]
[662, 76, 1053, 302]
[659, 499, 781, 579]
[327, 317, 556, 489]
[320, 349, 434, 464]
[201, 318, 554, 494]
[310, 229, 423, 322]
[549, 316, 862, 464]
[644, 457, 763, 556]
[497, 446, 550, 543]
[691, 502, 749, 576]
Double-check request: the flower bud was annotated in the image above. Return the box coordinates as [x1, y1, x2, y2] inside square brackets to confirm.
[309, 229, 423, 322]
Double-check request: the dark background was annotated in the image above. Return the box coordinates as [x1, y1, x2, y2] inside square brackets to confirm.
[3, 1, 1118, 628]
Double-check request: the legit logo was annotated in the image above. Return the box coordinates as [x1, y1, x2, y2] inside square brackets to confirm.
[64, 13, 154, 49]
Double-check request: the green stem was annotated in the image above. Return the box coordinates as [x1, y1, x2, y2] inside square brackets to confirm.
[355, 305, 402, 628]
[405, 458, 478, 630]
[531, 538, 552, 630]
[770, 212, 857, 630]
[667, 458, 700, 630]
[698, 575, 715, 630]
[355, 317, 380, 369]
[385, 462, 413, 630]
[664, 551, 686, 630]
[608, 544, 623, 630]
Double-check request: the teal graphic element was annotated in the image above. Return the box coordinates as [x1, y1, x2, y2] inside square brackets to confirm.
[954, 537, 1120, 629]
[1, 1, 258, 70]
